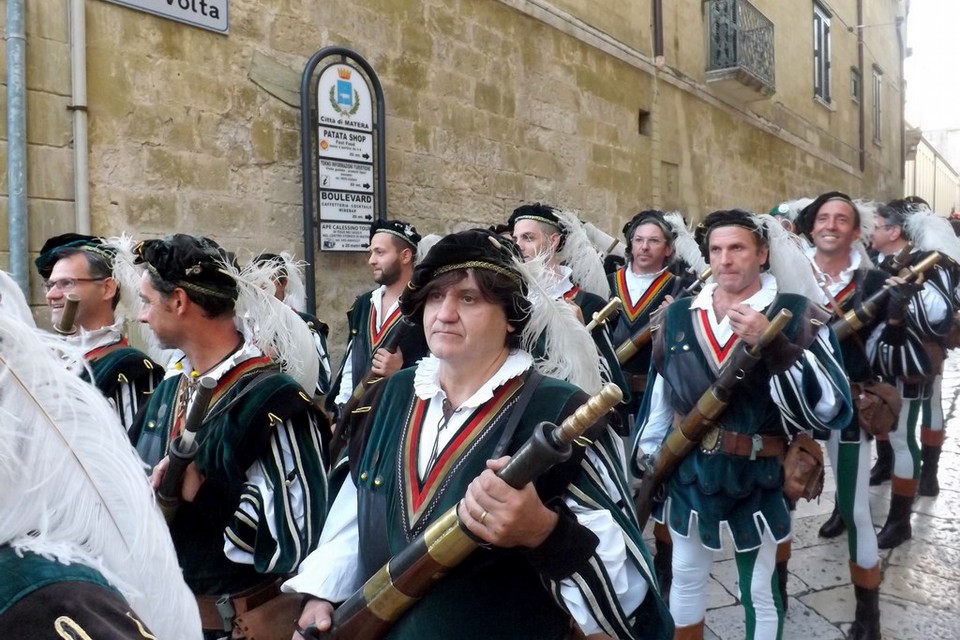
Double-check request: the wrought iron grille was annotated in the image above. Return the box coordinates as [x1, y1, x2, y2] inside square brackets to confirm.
[707, 0, 775, 90]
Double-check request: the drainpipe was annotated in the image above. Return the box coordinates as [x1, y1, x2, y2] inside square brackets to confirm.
[70, 0, 91, 234]
[856, 0, 865, 173]
[5, 0, 28, 293]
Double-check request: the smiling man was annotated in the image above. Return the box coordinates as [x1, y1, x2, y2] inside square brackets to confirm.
[35, 234, 161, 434]
[632, 210, 852, 640]
[286, 229, 672, 640]
[796, 191, 923, 639]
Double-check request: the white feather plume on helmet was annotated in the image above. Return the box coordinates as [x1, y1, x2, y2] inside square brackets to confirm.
[554, 209, 609, 298]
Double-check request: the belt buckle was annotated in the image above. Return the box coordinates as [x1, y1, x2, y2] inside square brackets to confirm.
[701, 425, 721, 454]
[214, 594, 235, 633]
[749, 434, 763, 460]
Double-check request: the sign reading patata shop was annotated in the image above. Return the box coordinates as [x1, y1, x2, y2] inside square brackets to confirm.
[101, 0, 228, 34]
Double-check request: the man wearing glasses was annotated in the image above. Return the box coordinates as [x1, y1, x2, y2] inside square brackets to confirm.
[35, 234, 162, 435]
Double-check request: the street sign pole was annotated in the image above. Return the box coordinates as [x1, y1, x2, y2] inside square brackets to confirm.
[300, 47, 386, 315]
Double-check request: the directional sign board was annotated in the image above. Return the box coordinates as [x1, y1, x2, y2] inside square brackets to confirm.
[320, 222, 371, 252]
[320, 158, 374, 192]
[316, 63, 377, 252]
[318, 127, 372, 163]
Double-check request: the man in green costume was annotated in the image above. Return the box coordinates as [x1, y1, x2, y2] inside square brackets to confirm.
[632, 210, 853, 639]
[36, 234, 162, 434]
[132, 234, 329, 639]
[287, 229, 673, 639]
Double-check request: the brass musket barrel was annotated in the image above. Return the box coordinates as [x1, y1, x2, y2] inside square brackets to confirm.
[585, 298, 621, 333]
[310, 384, 624, 640]
[54, 293, 81, 335]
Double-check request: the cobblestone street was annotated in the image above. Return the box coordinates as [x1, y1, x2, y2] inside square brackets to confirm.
[648, 353, 960, 639]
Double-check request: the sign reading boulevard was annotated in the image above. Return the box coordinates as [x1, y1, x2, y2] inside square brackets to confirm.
[316, 64, 375, 251]
[100, 0, 228, 34]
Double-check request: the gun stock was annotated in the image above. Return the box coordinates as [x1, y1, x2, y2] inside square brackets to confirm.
[633, 309, 792, 528]
[329, 319, 415, 461]
[304, 384, 624, 640]
[157, 375, 217, 523]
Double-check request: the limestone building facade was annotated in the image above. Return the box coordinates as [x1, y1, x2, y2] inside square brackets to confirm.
[2, 0, 908, 352]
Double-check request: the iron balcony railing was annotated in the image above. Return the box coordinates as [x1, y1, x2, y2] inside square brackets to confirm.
[706, 0, 775, 94]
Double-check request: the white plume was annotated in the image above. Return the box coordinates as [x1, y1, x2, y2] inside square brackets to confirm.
[0, 313, 201, 639]
[664, 211, 708, 274]
[417, 234, 444, 265]
[278, 252, 309, 312]
[582, 222, 626, 258]
[555, 209, 609, 298]
[230, 256, 320, 394]
[0, 270, 35, 326]
[517, 252, 605, 394]
[904, 205, 960, 264]
[757, 214, 823, 299]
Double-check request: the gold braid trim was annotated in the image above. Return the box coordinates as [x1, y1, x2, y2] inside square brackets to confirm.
[144, 263, 236, 300]
[432, 260, 523, 287]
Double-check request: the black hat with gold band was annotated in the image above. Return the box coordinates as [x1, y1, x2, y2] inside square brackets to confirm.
[35, 234, 116, 279]
[134, 234, 238, 302]
[370, 219, 422, 252]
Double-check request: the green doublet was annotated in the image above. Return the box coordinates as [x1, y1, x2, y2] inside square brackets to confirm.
[650, 294, 851, 551]
[352, 369, 671, 640]
[0, 546, 151, 639]
[135, 358, 327, 594]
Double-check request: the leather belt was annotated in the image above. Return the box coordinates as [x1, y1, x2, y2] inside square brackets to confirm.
[196, 576, 284, 632]
[701, 426, 786, 460]
[625, 373, 648, 393]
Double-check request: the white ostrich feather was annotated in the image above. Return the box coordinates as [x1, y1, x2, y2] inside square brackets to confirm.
[757, 214, 823, 300]
[417, 234, 443, 265]
[664, 211, 707, 274]
[229, 258, 320, 393]
[582, 221, 626, 258]
[0, 313, 201, 639]
[904, 205, 960, 263]
[517, 252, 605, 394]
[554, 209, 608, 298]
[0, 270, 35, 326]
[276, 251, 309, 312]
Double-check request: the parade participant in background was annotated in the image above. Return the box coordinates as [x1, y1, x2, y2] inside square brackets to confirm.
[253, 252, 333, 397]
[633, 210, 852, 640]
[131, 234, 329, 640]
[286, 229, 673, 640]
[35, 234, 162, 434]
[0, 270, 201, 640]
[327, 219, 429, 416]
[869, 199, 958, 548]
[796, 192, 920, 638]
[509, 203, 627, 396]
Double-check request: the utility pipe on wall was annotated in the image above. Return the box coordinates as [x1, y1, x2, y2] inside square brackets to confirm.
[5, 0, 28, 293]
[70, 0, 91, 234]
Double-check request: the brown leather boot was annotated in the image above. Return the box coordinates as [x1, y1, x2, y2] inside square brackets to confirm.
[848, 562, 882, 639]
[673, 620, 704, 640]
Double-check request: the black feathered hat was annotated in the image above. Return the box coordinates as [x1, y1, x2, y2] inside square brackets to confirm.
[35, 234, 116, 279]
[508, 203, 566, 249]
[134, 234, 238, 302]
[401, 229, 531, 332]
[694, 209, 768, 261]
[370, 219, 421, 251]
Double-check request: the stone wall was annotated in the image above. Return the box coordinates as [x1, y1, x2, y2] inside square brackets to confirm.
[1, 0, 907, 360]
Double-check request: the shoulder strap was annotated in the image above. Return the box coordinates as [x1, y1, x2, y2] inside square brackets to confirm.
[492, 369, 544, 459]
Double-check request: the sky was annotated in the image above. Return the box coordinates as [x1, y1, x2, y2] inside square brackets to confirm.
[904, 0, 960, 131]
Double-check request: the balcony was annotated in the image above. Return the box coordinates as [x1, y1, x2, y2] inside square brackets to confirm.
[706, 0, 776, 101]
